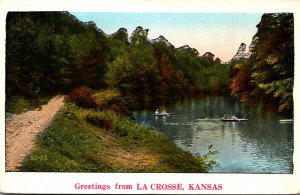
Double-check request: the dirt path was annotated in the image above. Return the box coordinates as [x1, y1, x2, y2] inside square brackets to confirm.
[5, 96, 65, 171]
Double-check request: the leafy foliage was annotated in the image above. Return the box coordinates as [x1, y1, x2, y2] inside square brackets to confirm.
[67, 87, 97, 108]
[230, 13, 294, 114]
[230, 62, 254, 101]
[6, 12, 109, 103]
[199, 144, 220, 171]
[6, 12, 231, 112]
[6, 96, 35, 114]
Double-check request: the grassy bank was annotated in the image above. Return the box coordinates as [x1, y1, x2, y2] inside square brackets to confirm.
[21, 101, 214, 172]
[6, 96, 53, 114]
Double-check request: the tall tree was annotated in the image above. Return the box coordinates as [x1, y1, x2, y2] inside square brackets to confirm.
[251, 13, 294, 113]
[230, 13, 294, 113]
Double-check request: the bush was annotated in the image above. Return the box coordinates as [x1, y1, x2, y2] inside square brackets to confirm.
[68, 87, 97, 108]
[6, 96, 34, 114]
[93, 89, 130, 116]
[93, 89, 121, 105]
[86, 115, 113, 131]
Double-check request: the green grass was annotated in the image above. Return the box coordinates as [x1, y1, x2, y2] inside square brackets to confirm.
[6, 96, 52, 114]
[21, 102, 214, 172]
[21, 103, 112, 172]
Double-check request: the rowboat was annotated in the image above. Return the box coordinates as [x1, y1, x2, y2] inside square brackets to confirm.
[221, 118, 248, 122]
[155, 113, 170, 116]
[221, 114, 248, 122]
[279, 119, 293, 123]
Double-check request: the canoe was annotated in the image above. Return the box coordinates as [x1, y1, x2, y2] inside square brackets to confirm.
[279, 119, 293, 123]
[221, 118, 248, 122]
[155, 113, 170, 116]
[155, 112, 173, 116]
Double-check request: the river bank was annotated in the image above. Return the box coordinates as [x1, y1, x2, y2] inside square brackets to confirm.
[20, 100, 214, 172]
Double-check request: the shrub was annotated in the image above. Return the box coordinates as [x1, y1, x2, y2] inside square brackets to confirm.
[68, 87, 97, 108]
[86, 115, 113, 130]
[6, 96, 34, 114]
[93, 88, 121, 105]
[104, 99, 129, 116]
[93, 89, 130, 116]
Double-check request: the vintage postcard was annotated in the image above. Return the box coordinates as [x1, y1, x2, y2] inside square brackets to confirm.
[0, 0, 299, 194]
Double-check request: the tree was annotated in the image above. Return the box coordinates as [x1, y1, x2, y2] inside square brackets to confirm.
[250, 13, 294, 113]
[230, 62, 254, 101]
[229, 13, 294, 114]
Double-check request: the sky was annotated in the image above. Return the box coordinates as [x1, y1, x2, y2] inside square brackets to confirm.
[71, 12, 263, 62]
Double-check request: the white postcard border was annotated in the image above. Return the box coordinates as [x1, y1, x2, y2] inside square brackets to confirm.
[0, 0, 299, 194]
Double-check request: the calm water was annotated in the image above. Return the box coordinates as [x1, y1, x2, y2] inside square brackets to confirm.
[135, 96, 293, 173]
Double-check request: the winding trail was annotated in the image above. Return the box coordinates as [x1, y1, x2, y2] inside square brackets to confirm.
[5, 96, 65, 171]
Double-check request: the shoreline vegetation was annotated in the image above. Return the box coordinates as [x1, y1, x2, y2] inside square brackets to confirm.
[5, 12, 293, 172]
[21, 90, 217, 172]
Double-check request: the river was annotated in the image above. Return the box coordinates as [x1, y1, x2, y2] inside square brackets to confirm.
[135, 96, 293, 173]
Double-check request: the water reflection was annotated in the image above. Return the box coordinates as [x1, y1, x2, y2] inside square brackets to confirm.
[135, 96, 293, 173]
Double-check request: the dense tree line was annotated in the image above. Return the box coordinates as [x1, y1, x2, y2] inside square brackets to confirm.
[106, 27, 229, 108]
[6, 12, 229, 110]
[230, 13, 294, 115]
[6, 12, 110, 98]
[6, 12, 294, 114]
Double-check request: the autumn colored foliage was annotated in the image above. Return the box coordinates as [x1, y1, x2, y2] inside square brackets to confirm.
[6, 12, 293, 115]
[6, 12, 230, 111]
[229, 13, 294, 114]
[68, 87, 97, 108]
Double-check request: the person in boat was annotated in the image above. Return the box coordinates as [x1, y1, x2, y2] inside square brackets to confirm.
[223, 114, 227, 119]
[155, 109, 160, 115]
